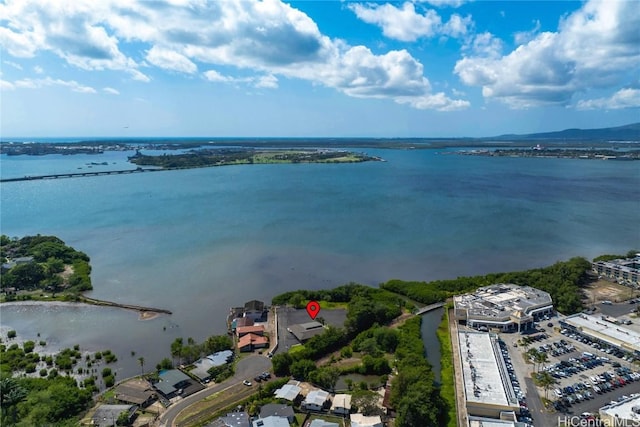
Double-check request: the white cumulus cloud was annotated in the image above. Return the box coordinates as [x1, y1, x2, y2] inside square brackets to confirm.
[349, 2, 472, 42]
[146, 46, 197, 74]
[0, 0, 467, 111]
[6, 76, 96, 93]
[576, 88, 640, 110]
[454, 0, 640, 109]
[103, 87, 120, 95]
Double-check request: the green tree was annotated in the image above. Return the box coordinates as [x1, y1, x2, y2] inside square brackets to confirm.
[0, 377, 27, 425]
[171, 338, 183, 365]
[352, 390, 384, 416]
[156, 358, 173, 371]
[290, 359, 317, 381]
[202, 335, 233, 354]
[271, 353, 292, 376]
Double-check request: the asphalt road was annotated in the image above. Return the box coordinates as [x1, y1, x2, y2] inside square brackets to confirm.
[158, 355, 272, 427]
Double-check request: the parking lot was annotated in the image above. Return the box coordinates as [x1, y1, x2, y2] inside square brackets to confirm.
[274, 306, 347, 354]
[497, 318, 640, 427]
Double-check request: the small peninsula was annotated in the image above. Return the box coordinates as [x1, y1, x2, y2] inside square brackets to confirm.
[127, 148, 382, 169]
[0, 235, 171, 315]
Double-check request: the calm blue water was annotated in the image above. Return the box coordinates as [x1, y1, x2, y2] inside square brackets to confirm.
[1, 148, 638, 377]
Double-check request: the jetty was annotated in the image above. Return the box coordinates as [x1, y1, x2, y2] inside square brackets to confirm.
[79, 295, 172, 315]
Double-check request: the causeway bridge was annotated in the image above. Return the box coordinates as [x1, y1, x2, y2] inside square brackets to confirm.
[0, 168, 162, 183]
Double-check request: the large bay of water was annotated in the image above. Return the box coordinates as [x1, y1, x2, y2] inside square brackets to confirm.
[1, 147, 638, 377]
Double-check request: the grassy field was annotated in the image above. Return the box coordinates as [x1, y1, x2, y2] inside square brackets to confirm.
[175, 382, 257, 427]
[437, 308, 457, 427]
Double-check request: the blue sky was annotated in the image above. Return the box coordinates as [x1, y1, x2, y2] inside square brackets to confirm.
[1, 0, 638, 138]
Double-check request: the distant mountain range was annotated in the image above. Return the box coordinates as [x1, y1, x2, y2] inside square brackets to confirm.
[488, 122, 640, 141]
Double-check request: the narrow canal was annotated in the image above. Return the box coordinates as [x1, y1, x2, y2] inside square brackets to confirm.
[421, 306, 444, 384]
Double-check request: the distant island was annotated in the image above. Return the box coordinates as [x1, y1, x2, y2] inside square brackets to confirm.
[127, 148, 382, 169]
[451, 147, 640, 161]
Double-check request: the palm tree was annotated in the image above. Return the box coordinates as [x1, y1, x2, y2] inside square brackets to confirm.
[536, 371, 556, 400]
[526, 348, 539, 371]
[534, 351, 549, 373]
[0, 377, 27, 425]
[138, 357, 145, 377]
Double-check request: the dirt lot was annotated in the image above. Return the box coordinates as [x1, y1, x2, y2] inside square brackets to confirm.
[583, 279, 636, 305]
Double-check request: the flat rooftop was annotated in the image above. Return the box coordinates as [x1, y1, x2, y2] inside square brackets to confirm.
[454, 284, 552, 320]
[468, 417, 518, 427]
[600, 396, 640, 421]
[563, 314, 640, 353]
[458, 331, 518, 407]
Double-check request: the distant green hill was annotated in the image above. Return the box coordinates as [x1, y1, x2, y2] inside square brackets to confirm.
[490, 122, 640, 141]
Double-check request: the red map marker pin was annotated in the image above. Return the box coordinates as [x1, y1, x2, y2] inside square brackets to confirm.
[306, 301, 320, 320]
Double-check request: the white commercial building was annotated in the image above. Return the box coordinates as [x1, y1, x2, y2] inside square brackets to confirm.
[454, 284, 553, 333]
[599, 395, 640, 425]
[457, 331, 520, 418]
[561, 313, 640, 356]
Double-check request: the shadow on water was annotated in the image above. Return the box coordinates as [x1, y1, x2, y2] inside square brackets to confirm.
[421, 306, 444, 384]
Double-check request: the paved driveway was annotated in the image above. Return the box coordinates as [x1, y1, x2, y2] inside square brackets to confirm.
[158, 355, 272, 427]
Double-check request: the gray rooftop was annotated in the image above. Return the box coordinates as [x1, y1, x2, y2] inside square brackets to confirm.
[252, 416, 290, 427]
[155, 369, 191, 395]
[600, 395, 640, 422]
[260, 403, 295, 419]
[274, 384, 301, 401]
[219, 411, 251, 427]
[458, 331, 519, 408]
[309, 420, 339, 427]
[191, 350, 234, 380]
[564, 314, 640, 353]
[304, 390, 330, 407]
[289, 322, 324, 342]
[454, 284, 552, 320]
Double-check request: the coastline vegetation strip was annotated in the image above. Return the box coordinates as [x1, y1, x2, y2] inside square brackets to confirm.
[437, 305, 457, 427]
[380, 257, 592, 315]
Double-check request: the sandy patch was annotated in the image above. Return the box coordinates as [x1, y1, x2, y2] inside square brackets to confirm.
[583, 279, 636, 304]
[138, 311, 160, 321]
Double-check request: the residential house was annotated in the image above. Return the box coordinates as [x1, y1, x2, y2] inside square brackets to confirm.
[350, 414, 383, 427]
[236, 325, 265, 338]
[330, 394, 352, 415]
[273, 383, 301, 402]
[259, 404, 295, 423]
[238, 333, 269, 352]
[309, 420, 339, 427]
[206, 411, 251, 427]
[114, 379, 156, 407]
[302, 389, 330, 411]
[154, 369, 196, 399]
[244, 300, 266, 321]
[252, 416, 290, 427]
[190, 350, 234, 382]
